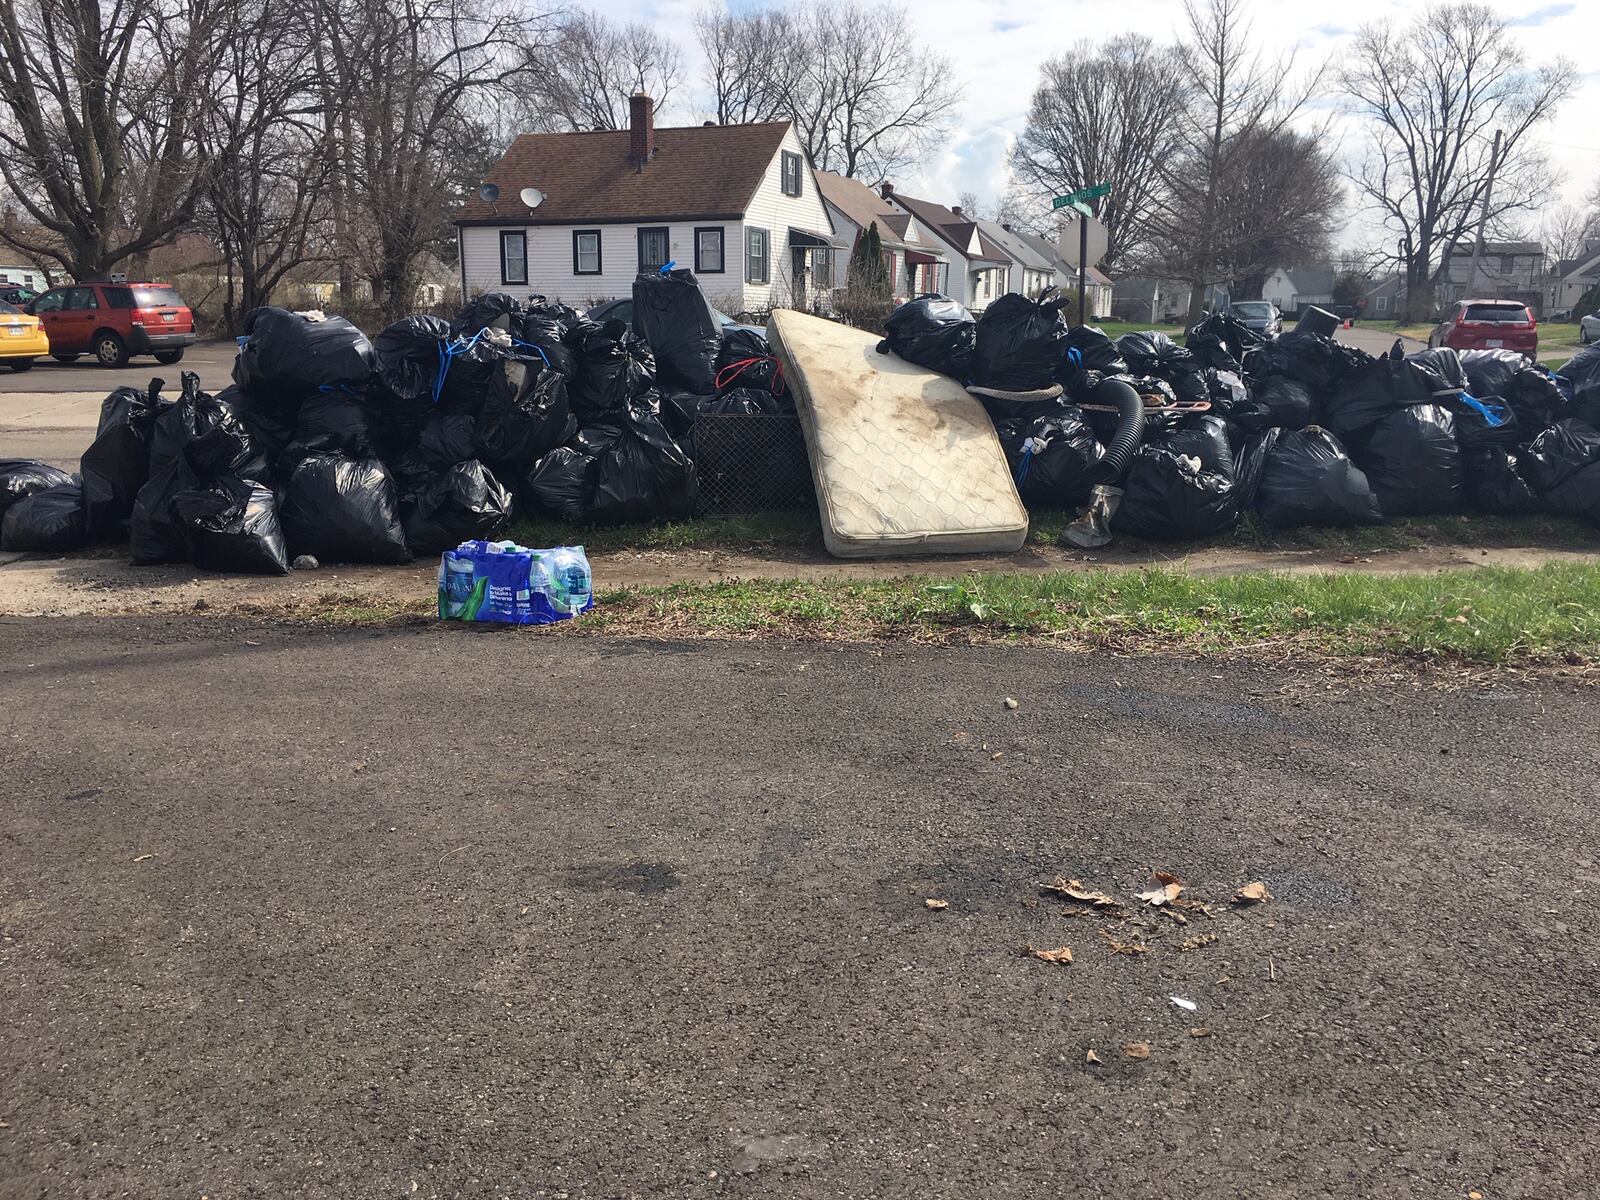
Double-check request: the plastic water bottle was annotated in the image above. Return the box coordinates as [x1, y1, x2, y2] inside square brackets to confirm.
[543, 546, 592, 615]
[441, 556, 476, 618]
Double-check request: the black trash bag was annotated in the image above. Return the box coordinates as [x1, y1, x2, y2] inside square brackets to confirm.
[571, 320, 657, 418]
[696, 386, 784, 415]
[216, 382, 294, 467]
[475, 360, 576, 470]
[184, 376, 271, 482]
[1460, 350, 1567, 433]
[172, 476, 290, 575]
[128, 457, 193, 565]
[632, 268, 722, 395]
[657, 390, 706, 441]
[1204, 368, 1251, 416]
[417, 412, 479, 472]
[233, 306, 374, 400]
[1521, 419, 1600, 495]
[527, 295, 584, 328]
[1254, 427, 1384, 529]
[1116, 330, 1197, 376]
[715, 327, 785, 397]
[1127, 375, 1178, 407]
[1542, 461, 1600, 523]
[970, 288, 1070, 391]
[373, 315, 449, 405]
[1444, 389, 1521, 450]
[1248, 329, 1367, 393]
[513, 308, 578, 380]
[1463, 448, 1540, 515]
[0, 459, 75, 525]
[527, 447, 599, 522]
[1064, 324, 1127, 374]
[571, 423, 624, 457]
[1357, 404, 1463, 517]
[994, 408, 1103, 509]
[1153, 414, 1235, 479]
[1232, 428, 1280, 511]
[1324, 345, 1454, 445]
[1404, 346, 1468, 393]
[289, 388, 381, 459]
[1112, 446, 1238, 540]
[1557, 342, 1600, 425]
[280, 454, 411, 564]
[1, 481, 87, 552]
[1186, 310, 1259, 374]
[403, 459, 514, 553]
[589, 398, 698, 525]
[876, 295, 976, 381]
[1254, 375, 1316, 430]
[80, 379, 166, 537]
[451, 292, 521, 338]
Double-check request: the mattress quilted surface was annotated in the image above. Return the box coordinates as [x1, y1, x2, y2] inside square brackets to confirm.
[767, 309, 1028, 558]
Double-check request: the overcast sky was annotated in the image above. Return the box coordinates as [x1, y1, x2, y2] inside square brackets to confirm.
[636, 0, 1599, 250]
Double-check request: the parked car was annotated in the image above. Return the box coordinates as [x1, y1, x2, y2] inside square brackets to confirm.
[1581, 311, 1600, 345]
[1226, 300, 1281, 338]
[0, 285, 38, 307]
[26, 280, 195, 367]
[0, 299, 49, 371]
[1427, 300, 1537, 358]
[583, 296, 761, 337]
[1332, 304, 1358, 324]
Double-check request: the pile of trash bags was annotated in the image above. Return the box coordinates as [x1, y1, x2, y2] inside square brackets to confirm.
[877, 293, 1600, 539]
[1, 267, 793, 572]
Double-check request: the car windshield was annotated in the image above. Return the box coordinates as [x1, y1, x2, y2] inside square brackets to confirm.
[0, 301, 17, 315]
[1231, 303, 1273, 318]
[134, 286, 184, 307]
[1463, 304, 1528, 323]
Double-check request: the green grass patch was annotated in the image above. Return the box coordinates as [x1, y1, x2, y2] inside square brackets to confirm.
[1090, 320, 1188, 339]
[588, 564, 1600, 664]
[506, 510, 824, 554]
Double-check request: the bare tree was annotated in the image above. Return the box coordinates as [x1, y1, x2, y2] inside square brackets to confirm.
[199, 0, 330, 330]
[1145, 0, 1327, 323]
[1340, 3, 1575, 321]
[695, 6, 798, 126]
[1540, 202, 1598, 265]
[1010, 35, 1186, 272]
[522, 8, 683, 132]
[1217, 127, 1344, 298]
[317, 0, 537, 319]
[0, 0, 225, 278]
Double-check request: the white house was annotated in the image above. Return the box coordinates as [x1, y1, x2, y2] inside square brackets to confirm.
[1261, 267, 1335, 315]
[880, 187, 1011, 311]
[975, 219, 1054, 299]
[1014, 229, 1114, 319]
[455, 96, 841, 315]
[813, 170, 951, 299]
[1437, 240, 1544, 311]
[0, 264, 47, 291]
[1547, 241, 1600, 315]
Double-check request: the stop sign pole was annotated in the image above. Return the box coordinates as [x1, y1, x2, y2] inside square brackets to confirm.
[1053, 184, 1110, 325]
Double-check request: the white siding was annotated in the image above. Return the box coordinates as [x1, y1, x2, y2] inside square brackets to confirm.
[735, 125, 838, 311]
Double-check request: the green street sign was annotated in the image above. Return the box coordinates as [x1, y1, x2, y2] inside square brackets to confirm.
[1069, 200, 1093, 217]
[1052, 183, 1111, 210]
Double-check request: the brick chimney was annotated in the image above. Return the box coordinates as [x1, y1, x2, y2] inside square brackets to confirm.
[951, 205, 964, 218]
[879, 181, 895, 201]
[628, 93, 655, 168]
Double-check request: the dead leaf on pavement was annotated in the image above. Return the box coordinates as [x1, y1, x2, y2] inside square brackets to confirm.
[925, 898, 949, 911]
[1136, 870, 1184, 906]
[1232, 881, 1273, 905]
[991, 751, 1004, 760]
[1026, 944, 1074, 964]
[1123, 1042, 1150, 1059]
[1180, 932, 1219, 952]
[1158, 907, 1189, 925]
[132, 853, 156, 863]
[1041, 877, 1121, 907]
[1098, 929, 1149, 955]
[1189, 1027, 1213, 1038]
[1085, 1049, 1103, 1064]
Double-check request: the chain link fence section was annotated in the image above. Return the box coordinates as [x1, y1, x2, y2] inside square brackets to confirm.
[692, 412, 816, 516]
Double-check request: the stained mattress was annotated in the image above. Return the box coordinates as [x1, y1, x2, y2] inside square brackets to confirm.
[767, 308, 1028, 558]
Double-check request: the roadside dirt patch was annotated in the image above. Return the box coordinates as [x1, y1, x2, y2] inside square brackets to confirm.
[2, 541, 1597, 619]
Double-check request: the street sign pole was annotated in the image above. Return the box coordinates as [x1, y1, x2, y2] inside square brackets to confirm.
[1051, 184, 1110, 327]
[1078, 216, 1087, 326]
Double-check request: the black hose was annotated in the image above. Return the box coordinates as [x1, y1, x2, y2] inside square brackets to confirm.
[1092, 376, 1144, 481]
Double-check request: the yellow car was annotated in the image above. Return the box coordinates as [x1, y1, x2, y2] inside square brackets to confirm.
[0, 299, 48, 372]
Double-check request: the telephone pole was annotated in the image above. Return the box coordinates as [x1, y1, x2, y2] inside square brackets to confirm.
[1465, 129, 1503, 301]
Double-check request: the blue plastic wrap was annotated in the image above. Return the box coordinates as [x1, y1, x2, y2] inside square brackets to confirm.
[437, 540, 593, 625]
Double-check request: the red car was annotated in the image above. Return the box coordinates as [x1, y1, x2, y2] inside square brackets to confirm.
[28, 281, 195, 367]
[1427, 299, 1538, 359]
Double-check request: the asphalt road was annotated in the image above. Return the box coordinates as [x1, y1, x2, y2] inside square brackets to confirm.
[2, 619, 1597, 1197]
[1, 338, 236, 393]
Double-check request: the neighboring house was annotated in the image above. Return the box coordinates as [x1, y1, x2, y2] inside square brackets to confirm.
[1111, 278, 1227, 324]
[1437, 241, 1545, 312]
[976, 219, 1054, 299]
[814, 170, 951, 299]
[1261, 266, 1335, 315]
[1363, 274, 1406, 319]
[1014, 229, 1114, 318]
[284, 253, 458, 310]
[0, 264, 47, 291]
[455, 96, 840, 315]
[1547, 241, 1600, 315]
[879, 186, 1011, 311]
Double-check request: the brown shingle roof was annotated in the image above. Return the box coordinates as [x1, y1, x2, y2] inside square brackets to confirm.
[890, 193, 1011, 266]
[457, 122, 793, 225]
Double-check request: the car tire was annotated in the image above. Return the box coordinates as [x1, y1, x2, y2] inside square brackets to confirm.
[52, 353, 80, 363]
[154, 349, 185, 365]
[93, 331, 129, 368]
[7, 358, 35, 372]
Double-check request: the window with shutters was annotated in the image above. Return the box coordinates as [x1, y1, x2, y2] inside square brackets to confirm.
[781, 151, 803, 197]
[745, 227, 769, 284]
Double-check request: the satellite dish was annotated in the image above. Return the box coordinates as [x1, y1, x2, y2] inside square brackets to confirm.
[520, 187, 545, 209]
[479, 182, 500, 203]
